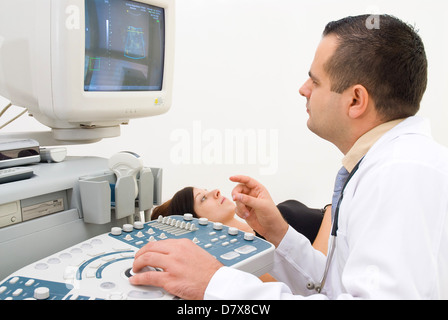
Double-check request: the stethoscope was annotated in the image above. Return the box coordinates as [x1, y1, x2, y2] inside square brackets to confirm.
[306, 158, 364, 293]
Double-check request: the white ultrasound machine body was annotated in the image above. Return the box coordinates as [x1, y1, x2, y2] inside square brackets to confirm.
[0, 0, 275, 300]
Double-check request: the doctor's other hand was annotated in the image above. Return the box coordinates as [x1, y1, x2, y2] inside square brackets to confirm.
[129, 239, 223, 300]
[230, 175, 288, 247]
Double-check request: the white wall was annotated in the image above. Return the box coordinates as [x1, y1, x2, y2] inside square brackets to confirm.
[1, 0, 448, 209]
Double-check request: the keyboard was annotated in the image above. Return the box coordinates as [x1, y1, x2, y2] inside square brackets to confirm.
[0, 214, 274, 300]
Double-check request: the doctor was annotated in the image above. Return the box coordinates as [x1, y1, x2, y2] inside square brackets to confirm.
[130, 14, 448, 299]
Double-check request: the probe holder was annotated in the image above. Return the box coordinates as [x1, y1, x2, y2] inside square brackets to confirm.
[79, 167, 162, 224]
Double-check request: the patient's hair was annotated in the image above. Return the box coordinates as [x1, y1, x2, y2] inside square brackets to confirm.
[322, 14, 427, 121]
[151, 186, 198, 220]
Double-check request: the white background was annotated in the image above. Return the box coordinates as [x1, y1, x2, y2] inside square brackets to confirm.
[1, 0, 448, 209]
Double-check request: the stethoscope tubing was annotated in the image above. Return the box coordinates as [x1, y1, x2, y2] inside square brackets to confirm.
[307, 158, 364, 293]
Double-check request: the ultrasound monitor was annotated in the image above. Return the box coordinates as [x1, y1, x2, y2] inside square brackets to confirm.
[84, 0, 165, 92]
[0, 0, 175, 143]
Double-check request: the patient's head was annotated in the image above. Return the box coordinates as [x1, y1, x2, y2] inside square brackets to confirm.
[151, 187, 236, 223]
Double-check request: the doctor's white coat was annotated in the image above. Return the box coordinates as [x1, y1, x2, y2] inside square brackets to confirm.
[204, 116, 448, 300]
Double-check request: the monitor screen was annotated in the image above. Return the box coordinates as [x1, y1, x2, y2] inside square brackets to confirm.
[84, 0, 165, 92]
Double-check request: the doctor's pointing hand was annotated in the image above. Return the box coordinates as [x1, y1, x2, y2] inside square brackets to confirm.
[230, 175, 289, 248]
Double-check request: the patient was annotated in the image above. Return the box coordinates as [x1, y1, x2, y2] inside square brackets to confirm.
[151, 187, 331, 255]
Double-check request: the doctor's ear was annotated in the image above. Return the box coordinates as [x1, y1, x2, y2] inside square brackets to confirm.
[346, 84, 370, 119]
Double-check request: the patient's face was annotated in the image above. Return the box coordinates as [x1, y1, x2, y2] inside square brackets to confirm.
[193, 188, 235, 222]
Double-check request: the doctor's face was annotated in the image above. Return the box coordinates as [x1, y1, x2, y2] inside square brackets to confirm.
[299, 35, 347, 146]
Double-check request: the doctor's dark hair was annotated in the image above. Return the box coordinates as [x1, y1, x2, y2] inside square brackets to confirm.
[151, 186, 198, 220]
[322, 14, 428, 121]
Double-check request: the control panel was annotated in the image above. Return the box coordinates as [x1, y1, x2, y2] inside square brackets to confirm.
[0, 214, 274, 300]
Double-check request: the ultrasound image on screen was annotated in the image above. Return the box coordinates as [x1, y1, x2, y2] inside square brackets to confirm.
[84, 0, 165, 91]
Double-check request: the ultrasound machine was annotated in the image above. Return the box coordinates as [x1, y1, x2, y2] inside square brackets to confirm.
[0, 0, 274, 300]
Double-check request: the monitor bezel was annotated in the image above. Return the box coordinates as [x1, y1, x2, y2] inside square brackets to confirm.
[37, 0, 175, 127]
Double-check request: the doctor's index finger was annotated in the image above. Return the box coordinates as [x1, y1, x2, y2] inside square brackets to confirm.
[229, 175, 262, 189]
[229, 175, 253, 184]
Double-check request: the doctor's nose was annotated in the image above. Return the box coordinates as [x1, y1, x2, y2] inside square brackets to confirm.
[299, 79, 312, 98]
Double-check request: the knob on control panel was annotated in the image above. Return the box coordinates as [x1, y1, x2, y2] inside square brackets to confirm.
[123, 224, 133, 232]
[134, 221, 144, 229]
[244, 233, 255, 241]
[111, 227, 122, 236]
[34, 287, 50, 300]
[213, 222, 223, 230]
